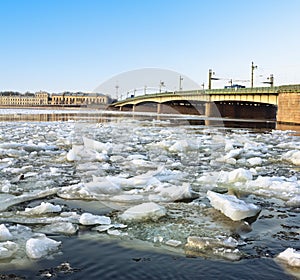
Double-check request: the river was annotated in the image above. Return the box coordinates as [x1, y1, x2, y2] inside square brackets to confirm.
[0, 108, 299, 279]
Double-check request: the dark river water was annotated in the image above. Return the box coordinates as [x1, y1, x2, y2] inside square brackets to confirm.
[3, 235, 295, 280]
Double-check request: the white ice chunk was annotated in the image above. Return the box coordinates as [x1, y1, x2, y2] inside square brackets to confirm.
[109, 194, 145, 202]
[66, 146, 82, 161]
[93, 224, 114, 232]
[85, 178, 121, 195]
[216, 168, 253, 184]
[286, 195, 300, 207]
[225, 158, 237, 165]
[165, 239, 182, 247]
[38, 222, 78, 235]
[26, 234, 61, 259]
[127, 154, 148, 161]
[95, 152, 109, 162]
[0, 241, 18, 259]
[119, 202, 166, 221]
[82, 136, 112, 154]
[104, 173, 161, 189]
[169, 140, 198, 153]
[247, 157, 263, 166]
[0, 188, 59, 211]
[282, 150, 300, 165]
[50, 167, 61, 175]
[245, 176, 300, 200]
[186, 236, 238, 250]
[22, 202, 62, 215]
[0, 224, 13, 241]
[224, 148, 243, 160]
[107, 229, 122, 236]
[1, 180, 10, 193]
[207, 190, 261, 221]
[156, 183, 193, 202]
[79, 213, 111, 225]
[277, 248, 300, 267]
[226, 168, 253, 183]
[185, 236, 242, 260]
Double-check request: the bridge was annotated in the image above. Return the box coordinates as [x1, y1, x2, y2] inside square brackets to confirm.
[110, 84, 300, 125]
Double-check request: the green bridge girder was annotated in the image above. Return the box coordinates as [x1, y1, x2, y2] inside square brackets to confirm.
[112, 84, 300, 108]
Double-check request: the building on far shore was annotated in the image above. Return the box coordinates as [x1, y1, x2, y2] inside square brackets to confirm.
[0, 91, 111, 107]
[0, 91, 49, 106]
[51, 92, 110, 106]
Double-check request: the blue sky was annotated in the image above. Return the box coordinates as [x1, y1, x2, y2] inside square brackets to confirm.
[1, 0, 300, 93]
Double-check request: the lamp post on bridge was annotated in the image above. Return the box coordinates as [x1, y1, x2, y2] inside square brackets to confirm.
[179, 76, 183, 91]
[115, 84, 119, 100]
[159, 81, 165, 93]
[263, 74, 274, 87]
[208, 69, 219, 89]
[251, 62, 258, 88]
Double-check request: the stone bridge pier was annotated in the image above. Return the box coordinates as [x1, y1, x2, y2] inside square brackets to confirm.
[277, 91, 300, 124]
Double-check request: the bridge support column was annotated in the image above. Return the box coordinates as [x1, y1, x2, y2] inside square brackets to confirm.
[157, 103, 162, 114]
[132, 104, 136, 112]
[205, 102, 220, 117]
[119, 106, 123, 111]
[277, 92, 300, 124]
[204, 102, 224, 126]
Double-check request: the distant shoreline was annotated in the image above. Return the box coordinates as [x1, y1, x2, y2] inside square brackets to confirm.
[0, 104, 114, 110]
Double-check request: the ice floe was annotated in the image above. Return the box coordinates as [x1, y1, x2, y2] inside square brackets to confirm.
[154, 183, 194, 202]
[185, 236, 242, 260]
[38, 222, 79, 235]
[21, 202, 62, 215]
[57, 166, 193, 203]
[119, 202, 166, 221]
[0, 241, 18, 259]
[282, 150, 300, 165]
[26, 234, 61, 259]
[244, 175, 300, 200]
[165, 239, 182, 247]
[207, 190, 261, 221]
[247, 157, 263, 166]
[0, 224, 13, 241]
[0, 188, 59, 211]
[79, 213, 111, 225]
[277, 248, 300, 267]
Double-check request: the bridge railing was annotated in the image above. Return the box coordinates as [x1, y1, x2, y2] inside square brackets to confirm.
[278, 84, 300, 92]
[113, 84, 300, 105]
[206, 87, 279, 95]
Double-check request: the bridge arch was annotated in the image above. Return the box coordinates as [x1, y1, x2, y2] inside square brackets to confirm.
[210, 100, 277, 120]
[113, 87, 280, 120]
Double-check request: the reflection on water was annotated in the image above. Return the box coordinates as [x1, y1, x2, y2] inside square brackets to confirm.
[1, 110, 300, 133]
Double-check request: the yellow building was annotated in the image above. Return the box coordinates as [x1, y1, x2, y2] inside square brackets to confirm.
[51, 92, 110, 105]
[0, 91, 110, 107]
[0, 91, 49, 106]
